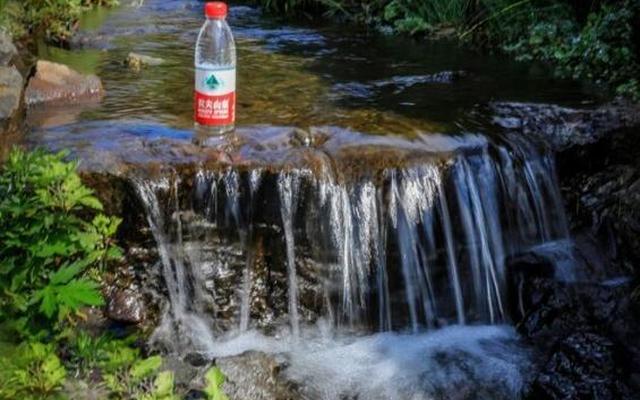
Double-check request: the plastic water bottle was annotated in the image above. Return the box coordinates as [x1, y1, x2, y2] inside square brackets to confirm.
[194, 1, 236, 135]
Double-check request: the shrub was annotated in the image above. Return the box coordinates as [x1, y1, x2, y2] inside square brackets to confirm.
[497, 0, 640, 100]
[0, 0, 119, 42]
[0, 148, 188, 399]
[383, 0, 467, 34]
[0, 148, 122, 339]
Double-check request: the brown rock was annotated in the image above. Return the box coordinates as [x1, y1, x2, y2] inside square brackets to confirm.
[25, 60, 103, 105]
[125, 52, 164, 71]
[106, 289, 145, 324]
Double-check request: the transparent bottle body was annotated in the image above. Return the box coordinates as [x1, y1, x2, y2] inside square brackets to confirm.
[195, 17, 236, 136]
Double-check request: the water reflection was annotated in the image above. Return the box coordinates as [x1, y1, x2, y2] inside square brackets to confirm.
[32, 0, 600, 139]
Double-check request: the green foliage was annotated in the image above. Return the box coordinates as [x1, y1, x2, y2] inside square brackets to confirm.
[255, 0, 640, 99]
[68, 332, 173, 399]
[140, 371, 180, 400]
[66, 332, 180, 399]
[495, 0, 640, 100]
[383, 0, 466, 34]
[0, 149, 181, 399]
[204, 367, 229, 400]
[0, 0, 119, 42]
[0, 148, 122, 339]
[0, 342, 67, 400]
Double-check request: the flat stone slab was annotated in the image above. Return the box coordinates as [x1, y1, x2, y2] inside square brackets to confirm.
[27, 121, 485, 179]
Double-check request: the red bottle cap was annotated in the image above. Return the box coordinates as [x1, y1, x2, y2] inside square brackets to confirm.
[205, 2, 228, 19]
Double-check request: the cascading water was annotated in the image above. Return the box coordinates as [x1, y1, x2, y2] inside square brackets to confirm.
[132, 131, 569, 349]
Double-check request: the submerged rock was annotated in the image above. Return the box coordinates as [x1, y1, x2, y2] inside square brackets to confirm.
[0, 65, 23, 120]
[69, 32, 112, 50]
[25, 60, 103, 105]
[125, 52, 164, 71]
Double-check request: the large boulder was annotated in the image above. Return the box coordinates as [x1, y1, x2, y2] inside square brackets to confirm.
[557, 124, 640, 270]
[516, 277, 640, 400]
[25, 60, 103, 105]
[0, 31, 17, 66]
[0, 65, 22, 120]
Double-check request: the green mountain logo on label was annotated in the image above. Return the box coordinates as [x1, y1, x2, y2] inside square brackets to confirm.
[205, 74, 222, 90]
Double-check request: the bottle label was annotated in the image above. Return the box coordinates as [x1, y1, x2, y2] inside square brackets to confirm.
[194, 66, 236, 126]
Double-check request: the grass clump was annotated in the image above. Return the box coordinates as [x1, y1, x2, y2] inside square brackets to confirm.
[0, 0, 118, 43]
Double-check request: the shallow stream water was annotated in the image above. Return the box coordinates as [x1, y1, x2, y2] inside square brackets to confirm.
[25, 1, 603, 398]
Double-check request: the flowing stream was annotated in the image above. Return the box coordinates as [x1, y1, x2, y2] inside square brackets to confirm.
[25, 0, 600, 398]
[131, 132, 569, 341]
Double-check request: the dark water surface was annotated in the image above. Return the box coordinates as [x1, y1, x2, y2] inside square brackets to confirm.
[32, 0, 599, 138]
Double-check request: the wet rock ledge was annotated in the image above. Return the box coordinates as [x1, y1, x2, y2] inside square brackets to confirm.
[492, 100, 640, 271]
[495, 100, 640, 400]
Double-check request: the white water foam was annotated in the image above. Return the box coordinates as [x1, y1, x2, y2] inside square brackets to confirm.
[206, 324, 530, 400]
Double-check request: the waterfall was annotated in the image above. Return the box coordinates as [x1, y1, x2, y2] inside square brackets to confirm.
[278, 171, 301, 337]
[133, 176, 216, 352]
[131, 133, 569, 351]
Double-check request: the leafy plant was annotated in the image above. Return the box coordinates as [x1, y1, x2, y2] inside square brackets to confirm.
[140, 371, 179, 400]
[383, 0, 466, 34]
[95, 337, 174, 399]
[497, 0, 640, 100]
[204, 367, 229, 400]
[0, 149, 178, 399]
[66, 330, 118, 372]
[0, 342, 67, 400]
[0, 148, 122, 339]
[67, 331, 179, 399]
[0, 0, 119, 42]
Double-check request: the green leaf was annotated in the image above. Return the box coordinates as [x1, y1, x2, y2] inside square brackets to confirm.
[103, 373, 125, 393]
[57, 279, 104, 310]
[153, 371, 175, 398]
[31, 240, 72, 258]
[50, 259, 91, 285]
[130, 355, 162, 381]
[38, 286, 57, 319]
[99, 344, 138, 373]
[204, 367, 229, 400]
